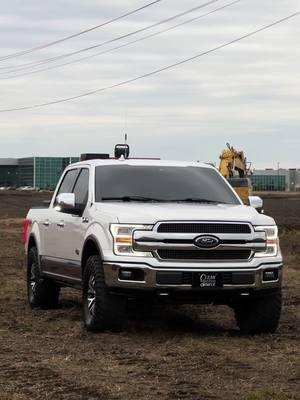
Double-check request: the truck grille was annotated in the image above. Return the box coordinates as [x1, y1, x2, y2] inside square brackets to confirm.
[157, 223, 251, 234]
[157, 249, 252, 261]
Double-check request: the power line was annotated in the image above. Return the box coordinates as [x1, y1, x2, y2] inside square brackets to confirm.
[1, 0, 220, 73]
[0, 0, 241, 80]
[0, 11, 298, 113]
[0, 1, 162, 62]
[0, 0, 221, 75]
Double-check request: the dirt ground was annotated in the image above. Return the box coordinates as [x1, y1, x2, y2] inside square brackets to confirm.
[256, 193, 300, 226]
[0, 192, 299, 400]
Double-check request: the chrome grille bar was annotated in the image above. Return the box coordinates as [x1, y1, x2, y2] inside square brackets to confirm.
[133, 222, 266, 262]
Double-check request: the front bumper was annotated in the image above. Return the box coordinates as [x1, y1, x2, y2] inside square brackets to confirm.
[103, 261, 283, 292]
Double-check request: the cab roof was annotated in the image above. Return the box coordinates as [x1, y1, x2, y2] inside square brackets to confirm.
[68, 158, 214, 169]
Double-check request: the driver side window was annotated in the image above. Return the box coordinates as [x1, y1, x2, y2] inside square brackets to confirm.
[57, 169, 80, 197]
[54, 168, 89, 214]
[72, 168, 89, 211]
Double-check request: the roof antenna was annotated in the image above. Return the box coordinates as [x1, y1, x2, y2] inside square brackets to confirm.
[114, 134, 130, 159]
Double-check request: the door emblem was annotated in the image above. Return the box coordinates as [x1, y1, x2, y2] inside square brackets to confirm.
[194, 235, 220, 249]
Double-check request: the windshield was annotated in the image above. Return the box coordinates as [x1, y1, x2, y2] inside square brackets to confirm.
[95, 165, 240, 205]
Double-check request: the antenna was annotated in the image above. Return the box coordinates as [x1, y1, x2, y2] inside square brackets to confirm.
[125, 133, 128, 144]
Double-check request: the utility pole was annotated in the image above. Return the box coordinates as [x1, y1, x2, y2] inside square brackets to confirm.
[33, 157, 36, 190]
[277, 162, 280, 192]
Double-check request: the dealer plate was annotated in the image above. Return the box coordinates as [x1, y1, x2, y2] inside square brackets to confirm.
[193, 272, 222, 288]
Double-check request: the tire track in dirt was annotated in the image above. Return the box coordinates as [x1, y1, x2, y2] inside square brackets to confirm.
[0, 363, 111, 400]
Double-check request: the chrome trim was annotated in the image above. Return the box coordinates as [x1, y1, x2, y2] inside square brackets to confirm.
[42, 271, 81, 282]
[153, 220, 254, 232]
[134, 240, 265, 251]
[134, 232, 257, 242]
[118, 278, 146, 284]
[262, 278, 279, 283]
[133, 222, 266, 263]
[154, 250, 254, 263]
[103, 262, 282, 290]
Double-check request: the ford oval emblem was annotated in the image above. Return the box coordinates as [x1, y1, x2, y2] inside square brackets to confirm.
[194, 235, 220, 249]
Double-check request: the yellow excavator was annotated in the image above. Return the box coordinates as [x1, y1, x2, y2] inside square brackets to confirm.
[219, 143, 252, 203]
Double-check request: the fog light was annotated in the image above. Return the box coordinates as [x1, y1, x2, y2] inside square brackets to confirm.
[119, 270, 133, 280]
[263, 269, 278, 282]
[119, 269, 145, 282]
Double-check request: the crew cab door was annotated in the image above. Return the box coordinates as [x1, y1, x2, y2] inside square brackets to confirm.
[57, 167, 90, 261]
[41, 167, 90, 283]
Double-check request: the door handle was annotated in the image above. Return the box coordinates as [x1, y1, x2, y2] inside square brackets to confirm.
[57, 221, 65, 228]
[43, 220, 50, 227]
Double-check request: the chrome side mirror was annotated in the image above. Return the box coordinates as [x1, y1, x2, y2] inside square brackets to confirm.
[248, 196, 264, 213]
[56, 193, 75, 211]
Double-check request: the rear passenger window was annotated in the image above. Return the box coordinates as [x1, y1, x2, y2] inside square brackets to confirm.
[73, 169, 89, 210]
[57, 169, 80, 196]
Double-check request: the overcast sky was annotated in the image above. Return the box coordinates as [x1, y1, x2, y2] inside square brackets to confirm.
[0, 0, 299, 168]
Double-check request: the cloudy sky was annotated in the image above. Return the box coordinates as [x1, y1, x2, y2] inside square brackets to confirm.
[0, 0, 299, 168]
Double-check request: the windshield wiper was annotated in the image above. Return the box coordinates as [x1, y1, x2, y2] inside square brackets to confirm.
[169, 198, 227, 204]
[101, 196, 166, 202]
[101, 196, 228, 204]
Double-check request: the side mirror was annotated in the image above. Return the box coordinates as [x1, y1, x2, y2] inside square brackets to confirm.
[56, 193, 75, 211]
[248, 196, 264, 213]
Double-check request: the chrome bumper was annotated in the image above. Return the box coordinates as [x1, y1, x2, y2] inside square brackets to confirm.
[103, 262, 282, 291]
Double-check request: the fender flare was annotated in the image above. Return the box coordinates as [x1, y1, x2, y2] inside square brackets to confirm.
[27, 233, 42, 273]
[81, 235, 104, 276]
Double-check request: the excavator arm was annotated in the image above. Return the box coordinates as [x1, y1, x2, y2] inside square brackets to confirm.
[219, 143, 252, 203]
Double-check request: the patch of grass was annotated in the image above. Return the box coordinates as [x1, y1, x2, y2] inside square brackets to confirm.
[245, 389, 294, 400]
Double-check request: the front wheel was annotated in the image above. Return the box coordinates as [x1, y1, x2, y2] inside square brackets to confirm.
[233, 290, 282, 334]
[82, 255, 127, 332]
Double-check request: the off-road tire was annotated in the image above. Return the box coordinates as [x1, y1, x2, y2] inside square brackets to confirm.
[27, 246, 60, 309]
[233, 290, 282, 334]
[82, 255, 127, 332]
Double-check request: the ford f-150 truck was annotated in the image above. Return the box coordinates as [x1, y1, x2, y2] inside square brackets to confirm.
[24, 153, 283, 333]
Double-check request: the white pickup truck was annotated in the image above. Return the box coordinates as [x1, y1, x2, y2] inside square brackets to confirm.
[24, 152, 283, 333]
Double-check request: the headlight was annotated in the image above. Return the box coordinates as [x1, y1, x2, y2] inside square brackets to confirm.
[254, 225, 279, 257]
[110, 224, 153, 257]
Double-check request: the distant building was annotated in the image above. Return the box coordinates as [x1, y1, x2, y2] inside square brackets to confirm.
[0, 158, 19, 187]
[0, 157, 79, 189]
[1, 157, 300, 192]
[251, 169, 300, 192]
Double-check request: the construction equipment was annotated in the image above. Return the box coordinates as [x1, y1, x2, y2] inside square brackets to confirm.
[219, 143, 252, 203]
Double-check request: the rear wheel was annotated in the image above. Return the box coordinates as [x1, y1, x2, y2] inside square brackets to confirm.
[233, 290, 282, 334]
[82, 255, 127, 332]
[27, 246, 60, 309]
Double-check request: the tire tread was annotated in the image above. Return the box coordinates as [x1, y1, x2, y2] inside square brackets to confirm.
[83, 255, 126, 332]
[27, 247, 60, 309]
[234, 290, 282, 334]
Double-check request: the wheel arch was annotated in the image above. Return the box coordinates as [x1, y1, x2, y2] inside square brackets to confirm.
[27, 233, 43, 273]
[81, 235, 103, 278]
[28, 234, 37, 251]
[27, 221, 42, 256]
[27, 233, 40, 259]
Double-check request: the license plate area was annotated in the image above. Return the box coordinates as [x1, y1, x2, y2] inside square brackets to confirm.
[193, 272, 222, 288]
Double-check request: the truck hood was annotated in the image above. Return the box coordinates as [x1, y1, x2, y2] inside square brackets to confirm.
[94, 202, 275, 226]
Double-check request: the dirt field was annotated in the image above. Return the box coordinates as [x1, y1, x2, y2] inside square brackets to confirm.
[256, 192, 300, 226]
[0, 192, 299, 400]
